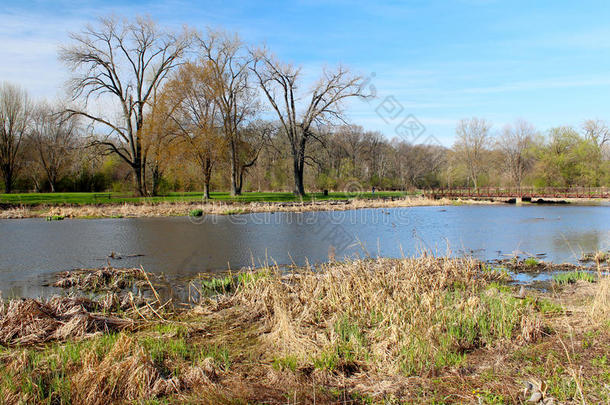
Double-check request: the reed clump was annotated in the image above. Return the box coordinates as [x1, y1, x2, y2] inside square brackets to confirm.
[0, 297, 133, 345]
[53, 267, 149, 292]
[0, 196, 495, 219]
[590, 275, 610, 321]
[580, 250, 609, 263]
[0, 332, 219, 405]
[226, 256, 539, 376]
[1, 257, 607, 403]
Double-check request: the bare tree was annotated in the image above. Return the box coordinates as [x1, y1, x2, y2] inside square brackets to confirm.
[582, 119, 609, 148]
[251, 50, 367, 196]
[235, 119, 273, 192]
[165, 61, 223, 199]
[30, 101, 80, 192]
[198, 30, 256, 196]
[59, 15, 192, 195]
[0, 83, 30, 193]
[454, 117, 491, 190]
[338, 125, 366, 177]
[497, 119, 535, 188]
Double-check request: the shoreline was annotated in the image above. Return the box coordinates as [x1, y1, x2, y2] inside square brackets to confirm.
[1, 195, 606, 220]
[0, 256, 607, 403]
[0, 196, 501, 219]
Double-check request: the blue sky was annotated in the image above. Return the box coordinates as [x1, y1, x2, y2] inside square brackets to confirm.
[2, 0, 610, 145]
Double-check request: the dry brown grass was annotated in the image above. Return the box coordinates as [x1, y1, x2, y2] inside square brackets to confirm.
[0, 206, 31, 218]
[222, 256, 526, 377]
[72, 334, 163, 404]
[0, 196, 496, 219]
[53, 267, 149, 292]
[0, 297, 133, 345]
[0, 257, 608, 403]
[71, 334, 218, 404]
[590, 275, 610, 322]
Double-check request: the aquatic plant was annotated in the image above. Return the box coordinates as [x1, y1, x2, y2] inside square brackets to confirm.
[523, 257, 540, 267]
[189, 208, 203, 217]
[198, 269, 271, 296]
[553, 271, 596, 285]
[200, 274, 234, 294]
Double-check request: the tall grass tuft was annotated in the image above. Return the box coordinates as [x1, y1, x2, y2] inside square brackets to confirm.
[227, 256, 538, 375]
[553, 271, 596, 285]
[590, 276, 610, 322]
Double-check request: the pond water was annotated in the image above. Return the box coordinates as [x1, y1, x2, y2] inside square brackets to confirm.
[0, 204, 609, 297]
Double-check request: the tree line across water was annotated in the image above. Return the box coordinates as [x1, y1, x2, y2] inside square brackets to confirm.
[1, 15, 608, 197]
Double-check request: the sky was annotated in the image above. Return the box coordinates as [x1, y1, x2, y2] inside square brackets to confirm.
[2, 0, 610, 145]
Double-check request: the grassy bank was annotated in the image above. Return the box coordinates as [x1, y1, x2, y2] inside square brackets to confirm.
[0, 191, 411, 206]
[0, 257, 608, 403]
[0, 194, 496, 219]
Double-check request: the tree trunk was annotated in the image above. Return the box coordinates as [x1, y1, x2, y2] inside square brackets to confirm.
[2, 166, 13, 193]
[229, 139, 240, 196]
[202, 157, 212, 200]
[292, 137, 307, 197]
[292, 146, 306, 197]
[203, 181, 210, 200]
[237, 167, 245, 195]
[133, 162, 146, 197]
[151, 166, 161, 196]
[293, 161, 305, 196]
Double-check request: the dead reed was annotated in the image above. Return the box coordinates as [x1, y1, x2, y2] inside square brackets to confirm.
[0, 256, 607, 403]
[53, 267, 148, 292]
[225, 256, 535, 376]
[0, 297, 133, 345]
[0, 196, 495, 219]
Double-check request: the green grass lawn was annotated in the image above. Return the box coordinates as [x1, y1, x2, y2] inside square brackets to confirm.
[0, 190, 413, 206]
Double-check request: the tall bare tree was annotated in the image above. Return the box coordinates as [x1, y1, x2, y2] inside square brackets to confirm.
[454, 117, 491, 190]
[497, 119, 535, 188]
[198, 31, 256, 196]
[235, 119, 273, 192]
[251, 50, 367, 196]
[165, 62, 223, 199]
[0, 83, 30, 193]
[60, 15, 192, 195]
[30, 101, 80, 192]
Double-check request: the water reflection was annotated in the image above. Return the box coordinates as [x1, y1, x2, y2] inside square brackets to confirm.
[0, 205, 608, 297]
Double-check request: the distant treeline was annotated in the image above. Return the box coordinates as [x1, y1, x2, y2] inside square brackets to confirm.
[1, 16, 608, 196]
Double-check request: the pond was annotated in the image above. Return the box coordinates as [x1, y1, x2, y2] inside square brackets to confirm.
[0, 204, 609, 297]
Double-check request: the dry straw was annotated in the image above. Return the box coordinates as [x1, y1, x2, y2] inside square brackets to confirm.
[0, 196, 495, 219]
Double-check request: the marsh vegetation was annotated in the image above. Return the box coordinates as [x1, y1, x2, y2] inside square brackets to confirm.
[0, 256, 607, 403]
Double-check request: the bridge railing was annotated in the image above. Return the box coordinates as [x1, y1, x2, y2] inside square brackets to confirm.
[424, 187, 609, 199]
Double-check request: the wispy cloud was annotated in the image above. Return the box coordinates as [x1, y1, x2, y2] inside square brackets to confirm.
[457, 75, 610, 95]
[2, 0, 610, 142]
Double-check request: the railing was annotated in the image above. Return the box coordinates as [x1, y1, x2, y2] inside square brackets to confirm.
[424, 187, 610, 199]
